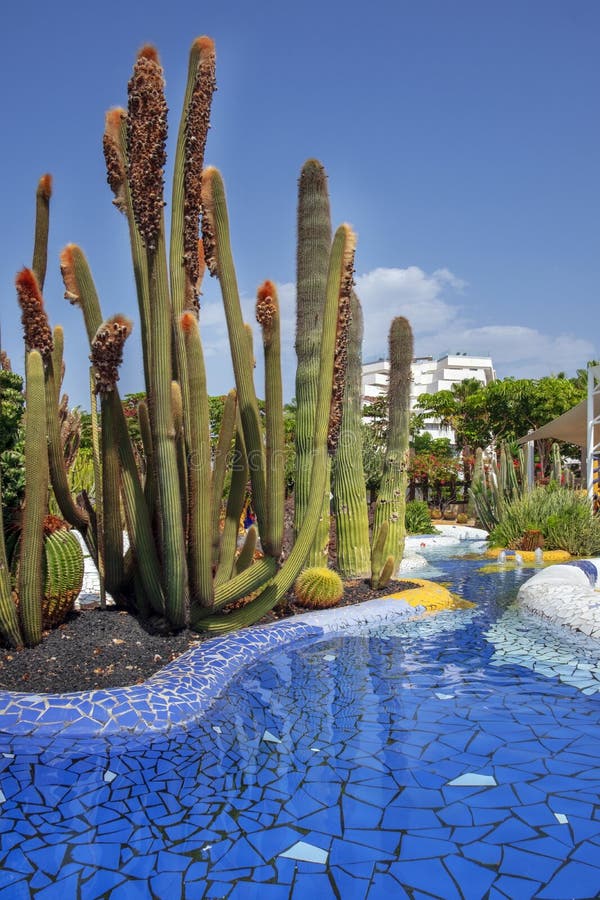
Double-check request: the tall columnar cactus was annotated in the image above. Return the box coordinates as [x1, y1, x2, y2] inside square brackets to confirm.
[32, 174, 52, 290]
[371, 317, 413, 589]
[19, 350, 48, 646]
[200, 166, 270, 552]
[332, 291, 371, 577]
[294, 159, 333, 566]
[127, 46, 188, 627]
[256, 280, 284, 559]
[193, 223, 356, 633]
[551, 442, 562, 484]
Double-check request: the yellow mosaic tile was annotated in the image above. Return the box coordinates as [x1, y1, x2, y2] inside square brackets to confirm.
[383, 578, 475, 612]
[483, 549, 571, 562]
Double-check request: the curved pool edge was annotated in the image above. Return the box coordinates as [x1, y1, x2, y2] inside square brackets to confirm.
[518, 558, 600, 639]
[0, 591, 429, 741]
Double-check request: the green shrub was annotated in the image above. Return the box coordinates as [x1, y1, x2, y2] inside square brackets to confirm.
[489, 485, 600, 556]
[456, 512, 469, 524]
[405, 500, 436, 534]
[294, 567, 344, 609]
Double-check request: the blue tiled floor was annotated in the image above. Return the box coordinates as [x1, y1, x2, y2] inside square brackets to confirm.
[2, 559, 600, 897]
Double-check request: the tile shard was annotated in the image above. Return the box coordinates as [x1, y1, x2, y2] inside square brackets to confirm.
[279, 840, 329, 864]
[447, 773, 497, 787]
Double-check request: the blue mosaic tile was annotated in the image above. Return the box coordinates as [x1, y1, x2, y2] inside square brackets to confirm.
[3, 558, 600, 897]
[367, 873, 410, 899]
[389, 857, 462, 899]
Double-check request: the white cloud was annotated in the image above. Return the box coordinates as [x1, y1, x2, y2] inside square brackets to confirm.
[446, 325, 595, 378]
[356, 266, 462, 359]
[196, 266, 596, 400]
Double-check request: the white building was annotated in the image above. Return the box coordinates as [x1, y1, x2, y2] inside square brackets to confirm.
[362, 352, 496, 444]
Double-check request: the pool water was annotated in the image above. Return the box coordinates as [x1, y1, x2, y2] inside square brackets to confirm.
[2, 558, 600, 899]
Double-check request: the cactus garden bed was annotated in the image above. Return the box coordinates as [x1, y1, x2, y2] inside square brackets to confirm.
[0, 578, 419, 693]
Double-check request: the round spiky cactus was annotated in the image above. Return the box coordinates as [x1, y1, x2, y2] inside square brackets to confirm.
[294, 567, 343, 609]
[11, 517, 84, 630]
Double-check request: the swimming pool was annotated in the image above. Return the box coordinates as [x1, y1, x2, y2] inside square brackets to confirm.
[1, 556, 600, 899]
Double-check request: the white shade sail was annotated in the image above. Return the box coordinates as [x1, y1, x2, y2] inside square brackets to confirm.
[516, 394, 600, 447]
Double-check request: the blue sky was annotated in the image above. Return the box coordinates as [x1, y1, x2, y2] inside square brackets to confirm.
[1, 0, 598, 408]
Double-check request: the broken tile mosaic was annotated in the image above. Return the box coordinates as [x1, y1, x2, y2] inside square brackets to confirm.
[1, 556, 600, 897]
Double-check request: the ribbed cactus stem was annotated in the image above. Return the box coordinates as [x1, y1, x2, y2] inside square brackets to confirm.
[371, 317, 412, 588]
[50, 324, 64, 404]
[0, 472, 22, 647]
[170, 37, 216, 405]
[211, 389, 237, 566]
[551, 442, 562, 483]
[294, 159, 333, 564]
[32, 174, 52, 290]
[201, 167, 268, 552]
[89, 367, 106, 609]
[214, 425, 248, 587]
[60, 245, 103, 342]
[45, 329, 90, 535]
[100, 391, 124, 597]
[180, 313, 213, 608]
[190, 556, 277, 622]
[333, 291, 371, 577]
[370, 521, 389, 589]
[171, 379, 189, 534]
[20, 350, 47, 646]
[194, 224, 355, 633]
[103, 110, 152, 389]
[234, 525, 257, 575]
[128, 46, 188, 626]
[256, 280, 284, 558]
[101, 391, 165, 617]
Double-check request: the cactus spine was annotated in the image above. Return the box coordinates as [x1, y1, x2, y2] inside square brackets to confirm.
[371, 317, 413, 588]
[332, 291, 371, 577]
[294, 159, 333, 566]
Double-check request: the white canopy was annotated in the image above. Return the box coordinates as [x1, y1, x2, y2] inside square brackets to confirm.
[516, 394, 600, 447]
[516, 365, 600, 499]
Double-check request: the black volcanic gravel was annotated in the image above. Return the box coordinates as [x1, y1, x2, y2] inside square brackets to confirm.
[0, 578, 418, 694]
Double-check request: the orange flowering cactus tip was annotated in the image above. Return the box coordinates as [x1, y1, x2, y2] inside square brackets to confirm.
[59, 245, 80, 305]
[90, 315, 133, 394]
[138, 44, 160, 63]
[179, 312, 197, 334]
[37, 174, 52, 200]
[256, 280, 279, 333]
[200, 166, 218, 276]
[15, 268, 54, 356]
[183, 38, 217, 301]
[256, 280, 277, 303]
[193, 35, 215, 55]
[127, 45, 167, 252]
[15, 267, 41, 297]
[105, 107, 125, 134]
